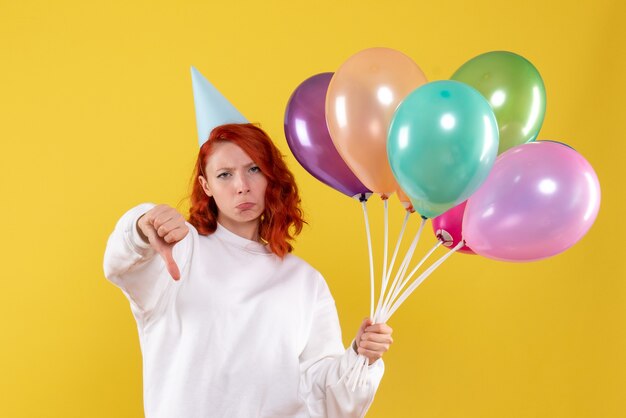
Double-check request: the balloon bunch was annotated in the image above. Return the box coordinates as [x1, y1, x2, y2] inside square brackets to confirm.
[284, 48, 601, 390]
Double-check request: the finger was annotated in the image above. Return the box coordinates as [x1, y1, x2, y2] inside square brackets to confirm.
[149, 205, 179, 227]
[159, 247, 181, 281]
[142, 224, 162, 246]
[355, 318, 373, 348]
[359, 318, 372, 332]
[139, 209, 167, 237]
[357, 347, 383, 364]
[163, 226, 189, 244]
[143, 205, 172, 225]
[156, 217, 186, 239]
[359, 339, 391, 350]
[140, 221, 176, 257]
[166, 260, 181, 281]
[361, 332, 394, 344]
[365, 323, 393, 334]
[154, 212, 182, 234]
[359, 340, 391, 353]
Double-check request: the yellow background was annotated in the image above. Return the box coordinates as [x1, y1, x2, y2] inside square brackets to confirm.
[1, 0, 624, 416]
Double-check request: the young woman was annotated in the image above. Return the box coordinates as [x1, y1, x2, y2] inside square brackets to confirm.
[103, 123, 393, 418]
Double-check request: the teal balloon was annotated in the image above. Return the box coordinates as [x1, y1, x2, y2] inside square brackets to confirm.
[451, 51, 546, 155]
[387, 80, 499, 219]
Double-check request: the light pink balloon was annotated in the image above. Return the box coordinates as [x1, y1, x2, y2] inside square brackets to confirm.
[463, 141, 601, 262]
[431, 201, 475, 255]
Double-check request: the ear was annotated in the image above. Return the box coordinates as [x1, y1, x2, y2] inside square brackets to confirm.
[198, 175, 212, 197]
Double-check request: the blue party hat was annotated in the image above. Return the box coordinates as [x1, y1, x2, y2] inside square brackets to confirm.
[191, 66, 248, 147]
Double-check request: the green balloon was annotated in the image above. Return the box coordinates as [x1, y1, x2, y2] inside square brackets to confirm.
[387, 80, 499, 219]
[451, 51, 546, 154]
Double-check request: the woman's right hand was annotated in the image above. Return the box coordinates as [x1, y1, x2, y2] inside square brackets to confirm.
[136, 204, 189, 281]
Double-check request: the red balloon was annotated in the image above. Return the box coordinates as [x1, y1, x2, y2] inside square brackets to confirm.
[431, 201, 475, 255]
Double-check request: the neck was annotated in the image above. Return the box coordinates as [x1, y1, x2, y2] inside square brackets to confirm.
[217, 216, 261, 242]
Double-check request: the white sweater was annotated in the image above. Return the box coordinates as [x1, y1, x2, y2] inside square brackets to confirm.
[103, 204, 384, 418]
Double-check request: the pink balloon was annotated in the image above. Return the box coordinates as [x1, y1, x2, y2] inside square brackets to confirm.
[463, 142, 601, 262]
[431, 201, 475, 255]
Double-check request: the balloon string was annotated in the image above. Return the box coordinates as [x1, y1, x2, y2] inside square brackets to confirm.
[346, 353, 369, 389]
[345, 201, 376, 389]
[381, 240, 442, 317]
[338, 352, 361, 385]
[345, 200, 375, 388]
[346, 357, 359, 388]
[374, 210, 410, 323]
[339, 347, 366, 385]
[351, 199, 388, 389]
[349, 355, 368, 391]
[377, 217, 424, 321]
[382, 198, 388, 317]
[361, 200, 375, 321]
[378, 217, 426, 320]
[382, 240, 464, 322]
[386, 211, 410, 284]
[358, 357, 369, 388]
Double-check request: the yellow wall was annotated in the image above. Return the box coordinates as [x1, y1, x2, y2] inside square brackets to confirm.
[1, 0, 624, 416]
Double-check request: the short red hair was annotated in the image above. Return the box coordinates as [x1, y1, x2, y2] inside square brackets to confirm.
[188, 123, 305, 257]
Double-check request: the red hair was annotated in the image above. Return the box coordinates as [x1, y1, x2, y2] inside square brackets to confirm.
[188, 123, 305, 257]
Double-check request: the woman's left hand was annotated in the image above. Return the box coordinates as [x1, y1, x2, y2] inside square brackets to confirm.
[353, 318, 393, 365]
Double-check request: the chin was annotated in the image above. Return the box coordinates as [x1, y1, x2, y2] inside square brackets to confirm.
[236, 211, 263, 222]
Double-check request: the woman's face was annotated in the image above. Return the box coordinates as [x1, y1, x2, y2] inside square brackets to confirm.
[200, 142, 268, 238]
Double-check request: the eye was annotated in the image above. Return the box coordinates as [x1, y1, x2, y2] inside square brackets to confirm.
[217, 172, 231, 179]
[249, 166, 261, 174]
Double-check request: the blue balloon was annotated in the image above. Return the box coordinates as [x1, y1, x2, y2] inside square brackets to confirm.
[387, 80, 499, 218]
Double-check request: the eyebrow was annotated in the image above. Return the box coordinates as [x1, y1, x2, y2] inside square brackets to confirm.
[213, 162, 257, 172]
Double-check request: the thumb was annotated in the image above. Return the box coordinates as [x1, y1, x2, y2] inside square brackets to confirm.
[361, 317, 373, 331]
[356, 317, 372, 340]
[158, 245, 181, 281]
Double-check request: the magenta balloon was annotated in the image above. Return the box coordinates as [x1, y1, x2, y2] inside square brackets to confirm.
[285, 73, 370, 199]
[463, 142, 601, 262]
[432, 201, 475, 255]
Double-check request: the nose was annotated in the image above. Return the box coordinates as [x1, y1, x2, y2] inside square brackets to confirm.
[236, 174, 250, 194]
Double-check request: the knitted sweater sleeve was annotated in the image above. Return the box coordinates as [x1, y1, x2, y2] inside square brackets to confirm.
[299, 274, 385, 418]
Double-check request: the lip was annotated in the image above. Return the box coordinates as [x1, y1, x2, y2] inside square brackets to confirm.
[236, 202, 255, 210]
